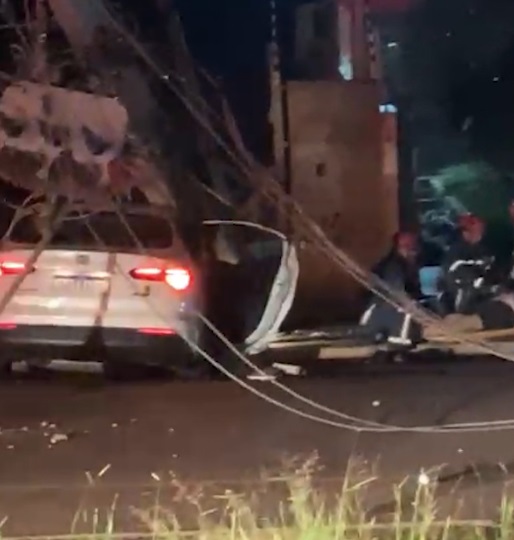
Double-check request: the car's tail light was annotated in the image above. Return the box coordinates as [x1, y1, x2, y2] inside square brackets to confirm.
[138, 328, 175, 336]
[0, 323, 16, 330]
[129, 266, 192, 291]
[164, 269, 191, 291]
[129, 267, 163, 281]
[0, 261, 30, 276]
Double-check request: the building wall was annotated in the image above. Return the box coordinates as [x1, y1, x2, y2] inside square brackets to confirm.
[293, 0, 407, 83]
[286, 80, 398, 324]
[294, 0, 341, 80]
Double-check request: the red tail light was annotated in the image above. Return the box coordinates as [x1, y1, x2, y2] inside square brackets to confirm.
[0, 261, 30, 276]
[138, 328, 175, 336]
[164, 268, 191, 291]
[129, 266, 192, 291]
[0, 323, 16, 330]
[129, 267, 163, 281]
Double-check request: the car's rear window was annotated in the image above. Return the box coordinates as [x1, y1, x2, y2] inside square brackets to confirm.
[7, 212, 174, 249]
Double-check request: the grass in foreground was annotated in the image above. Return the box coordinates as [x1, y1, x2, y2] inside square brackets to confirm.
[2, 458, 514, 539]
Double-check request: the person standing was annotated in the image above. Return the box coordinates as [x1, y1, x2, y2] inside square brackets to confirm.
[473, 202, 514, 330]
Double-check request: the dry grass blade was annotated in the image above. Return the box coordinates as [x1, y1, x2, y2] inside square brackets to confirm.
[0, 462, 506, 539]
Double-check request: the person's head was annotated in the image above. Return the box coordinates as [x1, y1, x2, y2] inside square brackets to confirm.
[393, 231, 417, 261]
[459, 214, 484, 244]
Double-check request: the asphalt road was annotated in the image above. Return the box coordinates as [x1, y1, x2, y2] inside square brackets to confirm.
[1, 359, 514, 535]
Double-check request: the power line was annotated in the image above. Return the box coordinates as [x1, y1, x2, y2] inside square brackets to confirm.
[87, 200, 514, 434]
[101, 10, 514, 364]
[71, 8, 514, 432]
[0, 5, 511, 436]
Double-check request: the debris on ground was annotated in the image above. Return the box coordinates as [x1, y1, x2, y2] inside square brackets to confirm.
[49, 433, 69, 445]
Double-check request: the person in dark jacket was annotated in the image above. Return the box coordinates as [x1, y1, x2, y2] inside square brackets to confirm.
[437, 214, 495, 315]
[475, 201, 514, 330]
[359, 231, 423, 348]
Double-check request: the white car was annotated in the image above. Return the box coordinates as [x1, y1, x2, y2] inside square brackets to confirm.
[0, 206, 299, 378]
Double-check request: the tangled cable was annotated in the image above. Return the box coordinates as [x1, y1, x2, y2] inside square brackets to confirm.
[81, 199, 514, 434]
[99, 4, 514, 366]
[63, 6, 514, 434]
[0, 7, 511, 435]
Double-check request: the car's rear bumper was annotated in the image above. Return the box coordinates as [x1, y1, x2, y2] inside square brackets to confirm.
[0, 324, 195, 364]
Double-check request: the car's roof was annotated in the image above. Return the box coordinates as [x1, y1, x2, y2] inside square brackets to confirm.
[11, 202, 175, 223]
[66, 203, 174, 217]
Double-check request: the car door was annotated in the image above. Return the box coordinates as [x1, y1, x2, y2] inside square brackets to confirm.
[202, 220, 299, 354]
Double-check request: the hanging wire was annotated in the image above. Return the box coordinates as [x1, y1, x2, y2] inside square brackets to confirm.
[96, 3, 514, 366]
[0, 4, 509, 435]
[82, 199, 514, 433]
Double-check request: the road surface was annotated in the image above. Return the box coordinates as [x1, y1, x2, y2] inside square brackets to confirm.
[1, 359, 514, 535]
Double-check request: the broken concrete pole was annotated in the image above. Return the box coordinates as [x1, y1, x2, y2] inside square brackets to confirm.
[47, 0, 204, 254]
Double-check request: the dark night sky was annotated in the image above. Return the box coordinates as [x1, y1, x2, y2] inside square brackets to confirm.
[175, 0, 269, 76]
[176, 0, 272, 160]
[1, 0, 514, 173]
[401, 0, 514, 172]
[174, 0, 305, 75]
[174, 0, 514, 174]
[174, 0, 301, 161]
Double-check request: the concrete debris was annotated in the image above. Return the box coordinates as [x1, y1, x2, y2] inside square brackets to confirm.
[247, 367, 280, 382]
[0, 82, 128, 186]
[49, 433, 69, 445]
[272, 363, 305, 376]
